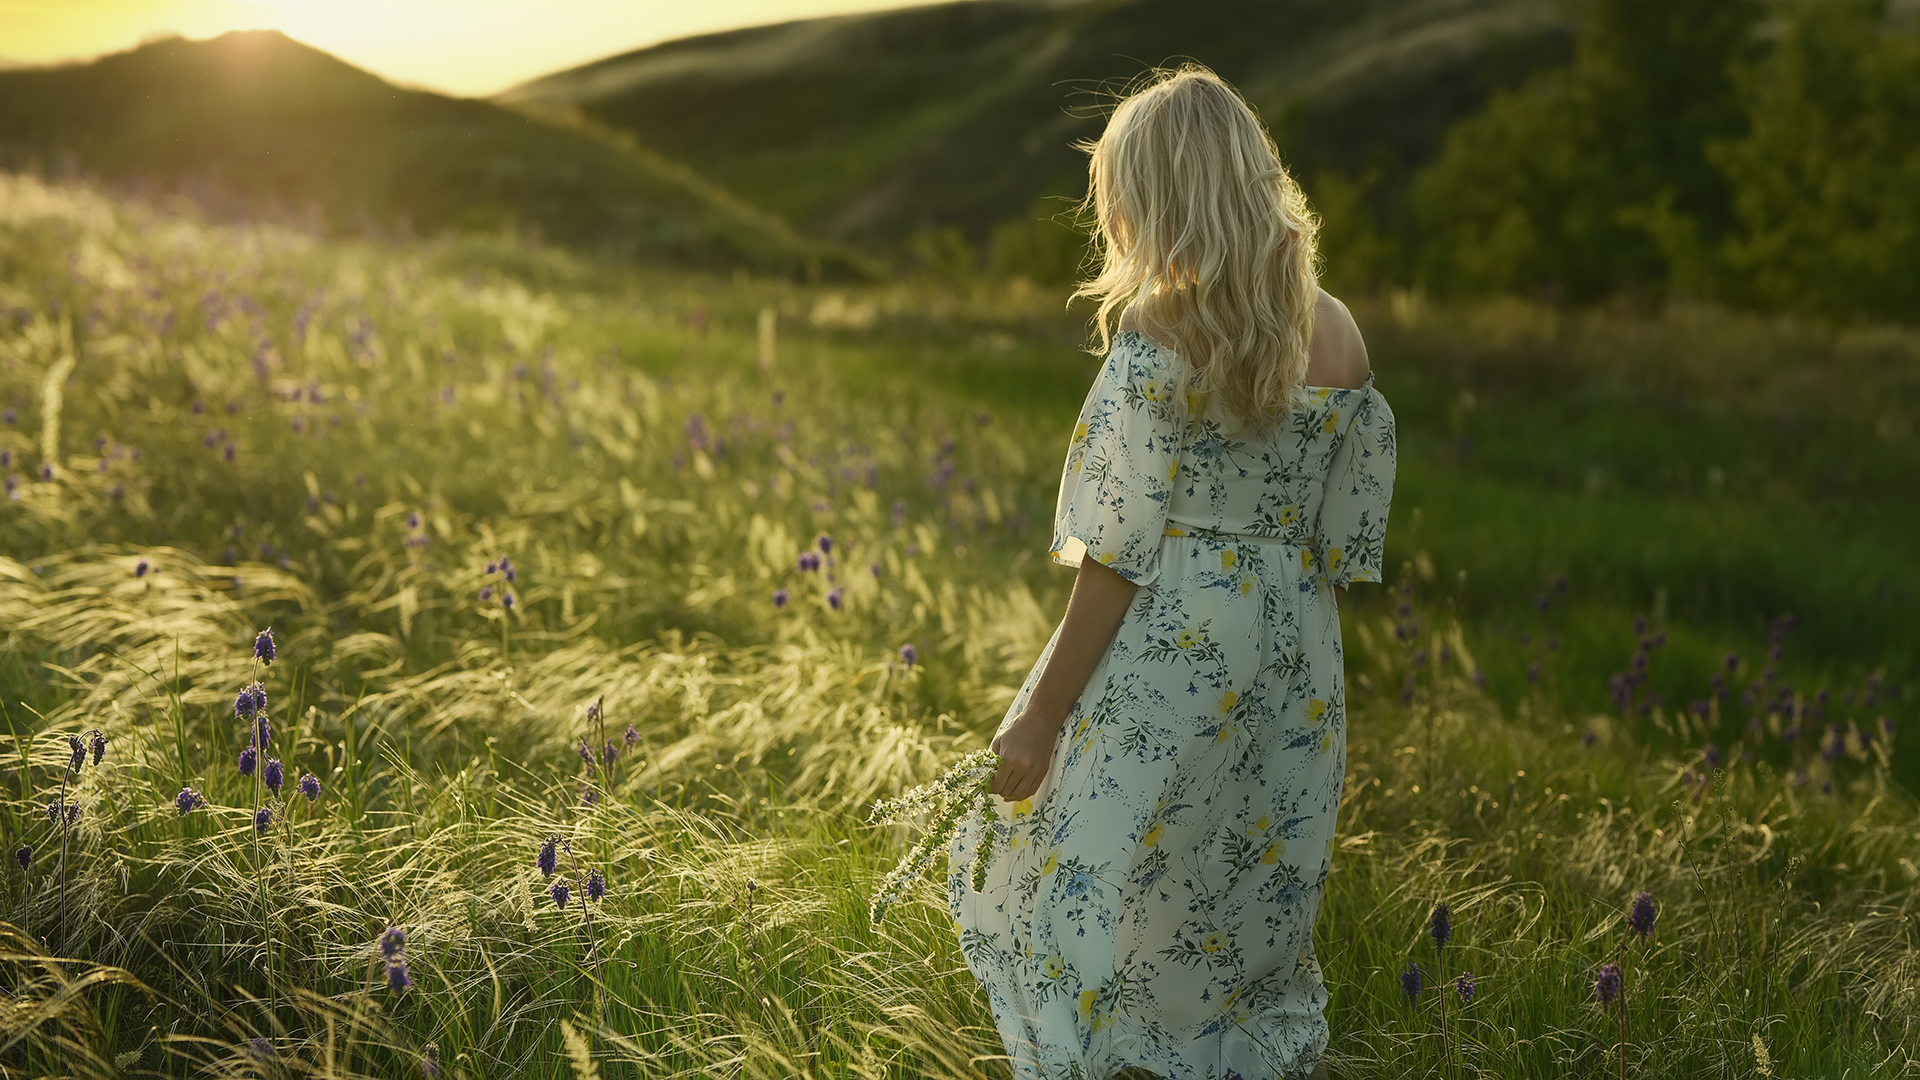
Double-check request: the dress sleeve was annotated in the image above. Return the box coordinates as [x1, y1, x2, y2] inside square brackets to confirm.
[1316, 381, 1396, 589]
[1050, 336, 1190, 587]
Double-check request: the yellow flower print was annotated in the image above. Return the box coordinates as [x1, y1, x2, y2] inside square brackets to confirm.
[1041, 850, 1059, 876]
[1213, 725, 1236, 744]
[1253, 814, 1269, 832]
[1097, 550, 1116, 566]
[1319, 734, 1331, 753]
[1239, 577, 1254, 596]
[1187, 390, 1205, 415]
[1221, 549, 1237, 570]
[1042, 954, 1066, 979]
[1327, 548, 1345, 575]
[1220, 690, 1239, 714]
[1321, 412, 1339, 434]
[1202, 931, 1228, 954]
[1013, 798, 1033, 817]
[1167, 459, 1179, 482]
[1143, 823, 1163, 847]
[1164, 525, 1188, 537]
[1262, 841, 1285, 865]
[1073, 421, 1089, 446]
[1306, 698, 1328, 725]
[1175, 629, 1199, 649]
[1278, 505, 1299, 526]
[1079, 988, 1097, 1016]
[1299, 548, 1316, 572]
[1312, 386, 1333, 403]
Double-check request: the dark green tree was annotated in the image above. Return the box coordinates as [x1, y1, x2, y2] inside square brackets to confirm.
[1414, 0, 1762, 301]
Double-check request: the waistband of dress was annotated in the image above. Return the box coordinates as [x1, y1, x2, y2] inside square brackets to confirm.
[1162, 521, 1312, 547]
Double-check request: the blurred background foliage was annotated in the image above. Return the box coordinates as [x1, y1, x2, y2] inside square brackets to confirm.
[3, 0, 1913, 321]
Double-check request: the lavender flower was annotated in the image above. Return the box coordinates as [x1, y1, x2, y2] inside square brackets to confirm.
[421, 1044, 441, 1079]
[234, 682, 259, 720]
[550, 880, 571, 908]
[256, 714, 272, 752]
[238, 746, 257, 777]
[176, 787, 203, 814]
[580, 784, 598, 805]
[479, 585, 493, 602]
[537, 836, 558, 877]
[624, 723, 640, 746]
[247, 1037, 274, 1062]
[818, 534, 833, 554]
[89, 730, 107, 766]
[576, 739, 594, 765]
[1628, 892, 1657, 939]
[299, 772, 321, 801]
[254, 806, 273, 833]
[1401, 961, 1422, 1002]
[899, 643, 918, 667]
[502, 592, 515, 610]
[14, 845, 29, 871]
[827, 588, 843, 611]
[1724, 651, 1739, 671]
[1595, 962, 1622, 1008]
[773, 587, 789, 608]
[1703, 743, 1721, 769]
[67, 734, 85, 772]
[134, 558, 150, 578]
[263, 758, 284, 795]
[1455, 971, 1475, 1003]
[585, 700, 600, 723]
[1429, 902, 1452, 951]
[586, 868, 606, 901]
[386, 960, 413, 992]
[379, 926, 406, 959]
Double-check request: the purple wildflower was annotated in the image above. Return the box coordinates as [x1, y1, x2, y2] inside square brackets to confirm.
[1595, 963, 1622, 1008]
[234, 682, 260, 720]
[502, 592, 515, 610]
[624, 723, 640, 746]
[1456, 971, 1475, 1002]
[538, 836, 558, 877]
[421, 1044, 441, 1079]
[899, 643, 918, 667]
[827, 588, 843, 611]
[586, 868, 605, 901]
[818, 534, 833, 554]
[550, 879, 571, 908]
[576, 739, 594, 764]
[67, 734, 85, 772]
[263, 758, 284, 795]
[1724, 651, 1739, 671]
[1429, 902, 1452, 951]
[1582, 730, 1599, 748]
[407, 512, 421, 530]
[253, 628, 275, 665]
[580, 784, 598, 806]
[1822, 724, 1846, 762]
[1401, 961, 1422, 1002]
[13, 845, 28, 871]
[386, 960, 413, 992]
[247, 1037, 274, 1062]
[254, 806, 272, 833]
[479, 585, 493, 602]
[238, 746, 257, 776]
[870, 562, 882, 578]
[176, 786, 203, 814]
[90, 730, 107, 766]
[379, 926, 407, 959]
[299, 772, 321, 801]
[1628, 892, 1657, 939]
[256, 715, 271, 753]
[773, 588, 789, 608]
[135, 559, 150, 578]
[585, 700, 600, 723]
[1702, 744, 1721, 769]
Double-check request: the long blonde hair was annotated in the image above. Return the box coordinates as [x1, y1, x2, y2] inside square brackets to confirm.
[1073, 66, 1320, 428]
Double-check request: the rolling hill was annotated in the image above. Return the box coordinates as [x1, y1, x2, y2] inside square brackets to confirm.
[501, 0, 1574, 267]
[0, 31, 849, 273]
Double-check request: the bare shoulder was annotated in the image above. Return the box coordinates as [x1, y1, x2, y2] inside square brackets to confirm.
[1305, 287, 1371, 389]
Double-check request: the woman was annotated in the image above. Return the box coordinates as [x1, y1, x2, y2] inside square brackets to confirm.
[949, 66, 1395, 1080]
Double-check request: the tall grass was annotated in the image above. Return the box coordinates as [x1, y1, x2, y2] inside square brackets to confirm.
[0, 171, 1912, 1078]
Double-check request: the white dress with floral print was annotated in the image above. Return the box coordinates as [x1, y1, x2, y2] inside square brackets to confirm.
[950, 330, 1396, 1080]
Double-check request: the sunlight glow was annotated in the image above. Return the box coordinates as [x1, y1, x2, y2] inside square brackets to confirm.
[0, 0, 939, 96]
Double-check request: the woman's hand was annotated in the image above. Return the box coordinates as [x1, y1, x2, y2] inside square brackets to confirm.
[989, 709, 1062, 802]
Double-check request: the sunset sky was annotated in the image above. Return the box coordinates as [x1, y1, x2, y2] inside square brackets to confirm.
[0, 0, 942, 96]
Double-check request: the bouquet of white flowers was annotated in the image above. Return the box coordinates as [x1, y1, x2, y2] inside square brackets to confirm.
[867, 748, 1002, 924]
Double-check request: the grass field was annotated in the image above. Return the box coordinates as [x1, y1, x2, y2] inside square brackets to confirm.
[0, 172, 1914, 1078]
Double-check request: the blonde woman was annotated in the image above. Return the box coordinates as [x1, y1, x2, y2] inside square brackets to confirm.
[949, 67, 1394, 1080]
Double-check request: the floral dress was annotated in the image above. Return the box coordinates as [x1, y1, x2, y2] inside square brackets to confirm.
[950, 329, 1396, 1080]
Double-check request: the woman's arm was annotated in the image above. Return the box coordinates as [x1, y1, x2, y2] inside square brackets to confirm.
[989, 558, 1138, 801]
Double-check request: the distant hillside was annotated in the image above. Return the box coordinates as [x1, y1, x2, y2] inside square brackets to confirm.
[502, 0, 1573, 269]
[0, 32, 848, 273]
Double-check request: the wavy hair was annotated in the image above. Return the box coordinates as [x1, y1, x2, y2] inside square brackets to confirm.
[1072, 66, 1320, 428]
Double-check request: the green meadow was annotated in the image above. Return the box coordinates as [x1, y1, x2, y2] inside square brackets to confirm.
[0, 173, 1914, 1078]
